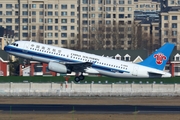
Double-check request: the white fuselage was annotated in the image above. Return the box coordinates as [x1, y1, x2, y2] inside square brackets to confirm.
[4, 41, 171, 78]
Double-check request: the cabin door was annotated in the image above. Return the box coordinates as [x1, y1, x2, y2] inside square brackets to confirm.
[22, 42, 29, 53]
[132, 66, 138, 76]
[24, 42, 29, 49]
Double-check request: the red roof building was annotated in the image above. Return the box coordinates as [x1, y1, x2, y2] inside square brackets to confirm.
[0, 57, 9, 76]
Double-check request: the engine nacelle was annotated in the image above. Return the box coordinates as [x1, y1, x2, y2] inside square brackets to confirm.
[48, 62, 70, 73]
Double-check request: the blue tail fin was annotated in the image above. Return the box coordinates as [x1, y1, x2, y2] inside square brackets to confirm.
[138, 43, 175, 70]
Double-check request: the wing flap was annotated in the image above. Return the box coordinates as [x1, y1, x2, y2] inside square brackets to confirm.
[61, 61, 93, 72]
[60, 61, 92, 66]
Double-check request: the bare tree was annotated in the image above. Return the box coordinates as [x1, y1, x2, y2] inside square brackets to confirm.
[77, 20, 155, 51]
[88, 23, 106, 50]
[105, 21, 124, 50]
[67, 35, 79, 50]
[36, 29, 44, 43]
[129, 22, 142, 50]
[76, 27, 82, 50]
[111, 23, 121, 49]
[128, 22, 154, 54]
[26, 32, 31, 41]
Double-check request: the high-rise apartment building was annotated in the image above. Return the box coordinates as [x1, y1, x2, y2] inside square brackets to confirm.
[167, 0, 180, 6]
[160, 7, 180, 50]
[2, 0, 178, 51]
[78, 0, 135, 50]
[134, 10, 160, 53]
[134, 0, 161, 11]
[0, 0, 136, 50]
[0, 0, 78, 48]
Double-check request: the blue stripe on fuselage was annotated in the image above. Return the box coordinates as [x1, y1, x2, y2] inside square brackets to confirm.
[5, 46, 129, 74]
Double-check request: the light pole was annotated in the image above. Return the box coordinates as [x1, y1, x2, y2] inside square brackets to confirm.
[18, 0, 20, 40]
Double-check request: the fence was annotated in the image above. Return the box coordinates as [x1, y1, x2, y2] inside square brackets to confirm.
[0, 82, 179, 96]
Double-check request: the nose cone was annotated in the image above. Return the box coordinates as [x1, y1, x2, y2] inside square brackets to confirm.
[4, 45, 8, 51]
[4, 45, 10, 52]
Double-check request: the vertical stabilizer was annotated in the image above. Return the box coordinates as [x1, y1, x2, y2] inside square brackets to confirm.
[138, 43, 175, 70]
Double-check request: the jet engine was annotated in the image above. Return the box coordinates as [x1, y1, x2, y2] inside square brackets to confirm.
[48, 61, 71, 73]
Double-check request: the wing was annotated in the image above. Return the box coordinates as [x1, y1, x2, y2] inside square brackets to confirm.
[60, 61, 93, 72]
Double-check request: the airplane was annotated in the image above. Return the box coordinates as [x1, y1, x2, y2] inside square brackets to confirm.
[4, 41, 175, 82]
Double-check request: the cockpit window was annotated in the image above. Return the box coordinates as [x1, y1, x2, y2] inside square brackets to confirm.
[11, 43, 16, 46]
[11, 43, 18, 47]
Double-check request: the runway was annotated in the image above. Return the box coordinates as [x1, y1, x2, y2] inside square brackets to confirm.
[0, 104, 180, 114]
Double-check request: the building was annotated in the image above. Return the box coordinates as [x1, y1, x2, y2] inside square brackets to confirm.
[134, 11, 160, 52]
[0, 50, 9, 76]
[0, 37, 5, 50]
[151, 18, 160, 49]
[0, 26, 15, 49]
[134, 0, 161, 12]
[78, 0, 135, 50]
[167, 0, 180, 7]
[160, 6, 180, 50]
[0, 0, 158, 50]
[0, 0, 78, 48]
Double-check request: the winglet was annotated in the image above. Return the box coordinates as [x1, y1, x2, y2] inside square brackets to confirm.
[138, 43, 175, 70]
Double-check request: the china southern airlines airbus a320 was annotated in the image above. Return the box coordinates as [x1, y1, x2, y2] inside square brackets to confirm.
[4, 41, 174, 82]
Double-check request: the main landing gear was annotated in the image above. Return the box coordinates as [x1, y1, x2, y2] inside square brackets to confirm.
[74, 74, 85, 83]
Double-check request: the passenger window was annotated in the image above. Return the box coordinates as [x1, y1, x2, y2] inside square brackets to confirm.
[36, 45, 40, 49]
[53, 49, 56, 52]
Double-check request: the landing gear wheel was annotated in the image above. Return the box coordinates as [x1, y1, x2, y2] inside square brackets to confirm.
[74, 76, 80, 83]
[79, 75, 85, 80]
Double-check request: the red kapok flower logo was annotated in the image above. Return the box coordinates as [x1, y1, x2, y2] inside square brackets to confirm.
[154, 53, 167, 65]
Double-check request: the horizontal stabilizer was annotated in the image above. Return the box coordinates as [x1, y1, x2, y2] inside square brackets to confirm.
[148, 71, 165, 75]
